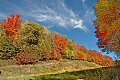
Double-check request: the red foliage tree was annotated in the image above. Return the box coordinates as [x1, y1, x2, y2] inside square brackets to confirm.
[88, 50, 97, 62]
[76, 44, 87, 61]
[76, 44, 86, 51]
[54, 33, 68, 53]
[43, 49, 62, 61]
[3, 14, 22, 39]
[15, 51, 39, 65]
[96, 52, 103, 65]
[77, 51, 85, 60]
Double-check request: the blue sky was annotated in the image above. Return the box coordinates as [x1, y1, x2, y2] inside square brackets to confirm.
[0, 0, 117, 59]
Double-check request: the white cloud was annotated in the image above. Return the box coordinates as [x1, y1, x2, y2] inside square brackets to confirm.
[90, 10, 94, 15]
[82, 0, 86, 2]
[0, 0, 91, 32]
[72, 19, 88, 32]
[82, 4, 95, 25]
[24, 0, 89, 32]
[82, 0, 86, 8]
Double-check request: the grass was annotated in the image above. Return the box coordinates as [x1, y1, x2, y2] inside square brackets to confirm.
[0, 59, 102, 79]
[0, 68, 95, 80]
[1, 66, 120, 80]
[1, 59, 119, 80]
[0, 58, 16, 67]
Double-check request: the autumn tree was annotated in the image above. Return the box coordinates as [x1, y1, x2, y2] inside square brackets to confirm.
[102, 55, 113, 66]
[94, 0, 120, 56]
[20, 21, 50, 60]
[2, 14, 22, 39]
[0, 14, 22, 58]
[64, 40, 78, 60]
[54, 33, 68, 53]
[15, 51, 39, 65]
[76, 44, 87, 61]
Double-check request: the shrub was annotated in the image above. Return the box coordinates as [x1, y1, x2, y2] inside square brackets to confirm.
[15, 51, 39, 65]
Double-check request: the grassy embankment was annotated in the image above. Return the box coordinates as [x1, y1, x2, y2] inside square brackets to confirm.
[1, 65, 119, 80]
[0, 59, 103, 79]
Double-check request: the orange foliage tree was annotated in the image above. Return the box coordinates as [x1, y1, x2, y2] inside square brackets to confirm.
[96, 52, 103, 65]
[54, 33, 68, 53]
[15, 51, 39, 65]
[103, 55, 113, 66]
[94, 0, 120, 56]
[88, 50, 97, 62]
[3, 14, 22, 39]
[76, 44, 87, 61]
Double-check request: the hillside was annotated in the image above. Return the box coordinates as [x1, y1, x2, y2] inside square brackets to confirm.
[0, 14, 114, 79]
[0, 14, 113, 66]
